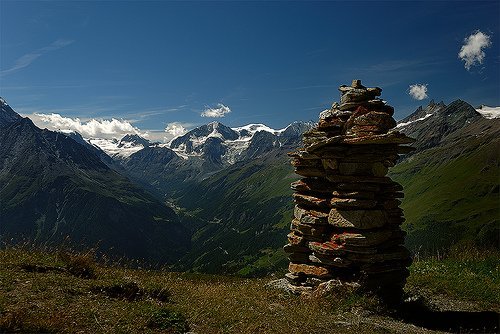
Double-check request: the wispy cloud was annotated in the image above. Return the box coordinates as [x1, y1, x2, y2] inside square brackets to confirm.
[201, 103, 231, 118]
[346, 58, 446, 88]
[19, 103, 133, 119]
[363, 60, 424, 72]
[1, 39, 74, 76]
[459, 30, 492, 71]
[408, 84, 428, 100]
[354, 59, 446, 74]
[122, 104, 189, 121]
[17, 100, 190, 127]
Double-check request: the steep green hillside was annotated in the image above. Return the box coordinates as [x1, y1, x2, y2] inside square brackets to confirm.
[391, 118, 499, 253]
[173, 154, 298, 276]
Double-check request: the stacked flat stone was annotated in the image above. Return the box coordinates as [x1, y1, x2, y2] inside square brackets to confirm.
[284, 80, 414, 301]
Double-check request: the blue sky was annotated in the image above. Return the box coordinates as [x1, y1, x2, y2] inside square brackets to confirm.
[1, 1, 499, 141]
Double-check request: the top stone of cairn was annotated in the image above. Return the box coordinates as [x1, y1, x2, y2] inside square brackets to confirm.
[338, 79, 382, 105]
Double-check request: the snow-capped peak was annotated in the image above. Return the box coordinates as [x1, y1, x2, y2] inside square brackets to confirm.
[88, 134, 149, 159]
[71, 120, 312, 164]
[396, 100, 445, 129]
[231, 123, 284, 137]
[208, 121, 221, 127]
[168, 120, 312, 165]
[476, 105, 500, 119]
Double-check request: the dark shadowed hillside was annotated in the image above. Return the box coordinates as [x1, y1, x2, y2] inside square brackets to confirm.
[0, 99, 190, 264]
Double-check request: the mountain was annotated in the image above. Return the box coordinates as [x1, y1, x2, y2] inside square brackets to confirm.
[476, 105, 500, 119]
[396, 99, 482, 153]
[61, 130, 116, 166]
[0, 97, 22, 126]
[88, 134, 149, 160]
[170, 121, 240, 155]
[396, 100, 445, 128]
[115, 120, 314, 275]
[0, 98, 190, 263]
[168, 121, 313, 167]
[119, 134, 150, 148]
[171, 156, 296, 276]
[121, 121, 313, 189]
[390, 99, 499, 253]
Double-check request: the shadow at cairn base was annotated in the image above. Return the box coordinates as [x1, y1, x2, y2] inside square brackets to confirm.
[396, 301, 499, 333]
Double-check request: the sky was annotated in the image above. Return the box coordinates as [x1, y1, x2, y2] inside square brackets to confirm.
[1, 1, 499, 142]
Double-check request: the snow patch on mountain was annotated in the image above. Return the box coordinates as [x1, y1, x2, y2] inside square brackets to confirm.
[89, 137, 145, 158]
[476, 105, 500, 119]
[168, 121, 309, 165]
[232, 123, 286, 137]
[72, 120, 311, 164]
[396, 113, 434, 128]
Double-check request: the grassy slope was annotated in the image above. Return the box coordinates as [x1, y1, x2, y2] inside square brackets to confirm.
[0, 247, 498, 334]
[390, 122, 499, 253]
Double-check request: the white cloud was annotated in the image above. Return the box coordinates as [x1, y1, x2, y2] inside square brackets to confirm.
[29, 113, 144, 139]
[201, 103, 231, 118]
[1, 39, 74, 76]
[163, 122, 197, 143]
[408, 84, 428, 100]
[458, 30, 491, 70]
[165, 122, 187, 137]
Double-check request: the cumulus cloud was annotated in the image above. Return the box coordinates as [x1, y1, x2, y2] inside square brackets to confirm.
[408, 84, 428, 100]
[458, 30, 491, 70]
[30, 113, 144, 139]
[201, 103, 231, 118]
[165, 122, 187, 137]
[163, 122, 193, 143]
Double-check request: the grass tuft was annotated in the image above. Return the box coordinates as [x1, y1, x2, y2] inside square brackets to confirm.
[147, 308, 190, 333]
[59, 249, 97, 279]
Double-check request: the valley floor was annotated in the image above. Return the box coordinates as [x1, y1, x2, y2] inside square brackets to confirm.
[0, 247, 498, 334]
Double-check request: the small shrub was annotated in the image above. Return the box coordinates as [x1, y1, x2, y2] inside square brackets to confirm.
[147, 308, 189, 333]
[59, 251, 96, 279]
[148, 286, 171, 302]
[94, 281, 143, 301]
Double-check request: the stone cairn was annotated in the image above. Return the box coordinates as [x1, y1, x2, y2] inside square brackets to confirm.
[284, 80, 414, 302]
